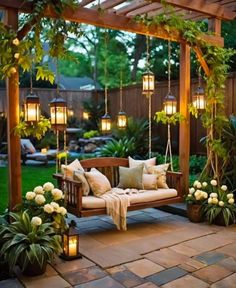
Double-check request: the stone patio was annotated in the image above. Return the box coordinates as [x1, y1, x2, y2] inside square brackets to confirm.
[1, 208, 236, 288]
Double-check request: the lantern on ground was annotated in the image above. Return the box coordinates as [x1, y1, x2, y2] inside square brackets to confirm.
[117, 111, 127, 129]
[101, 112, 111, 133]
[50, 97, 67, 131]
[163, 93, 177, 116]
[61, 221, 81, 260]
[24, 92, 40, 123]
[142, 71, 155, 97]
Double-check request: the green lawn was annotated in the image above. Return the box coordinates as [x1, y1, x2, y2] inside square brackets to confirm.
[0, 165, 57, 213]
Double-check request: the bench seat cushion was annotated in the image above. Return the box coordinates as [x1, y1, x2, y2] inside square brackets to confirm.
[82, 188, 178, 209]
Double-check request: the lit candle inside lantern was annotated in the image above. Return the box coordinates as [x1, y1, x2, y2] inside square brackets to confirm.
[164, 103, 177, 115]
[41, 148, 47, 154]
[82, 111, 89, 120]
[69, 237, 77, 257]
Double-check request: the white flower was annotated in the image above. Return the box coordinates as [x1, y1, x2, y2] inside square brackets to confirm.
[25, 191, 36, 200]
[51, 188, 63, 200]
[202, 182, 208, 187]
[212, 198, 219, 205]
[210, 193, 218, 198]
[208, 198, 213, 204]
[34, 186, 44, 194]
[57, 206, 67, 216]
[193, 180, 200, 187]
[14, 53, 20, 59]
[50, 201, 60, 210]
[194, 190, 201, 197]
[43, 182, 54, 192]
[187, 193, 192, 197]
[221, 185, 227, 191]
[227, 193, 234, 199]
[12, 38, 20, 46]
[228, 198, 235, 204]
[35, 194, 46, 205]
[219, 201, 224, 207]
[196, 182, 202, 189]
[189, 187, 195, 194]
[202, 192, 208, 199]
[210, 179, 217, 186]
[43, 204, 54, 214]
[31, 216, 42, 226]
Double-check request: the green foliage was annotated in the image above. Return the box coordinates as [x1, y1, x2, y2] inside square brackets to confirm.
[189, 155, 207, 175]
[83, 130, 100, 139]
[154, 111, 185, 125]
[14, 116, 51, 140]
[36, 132, 57, 149]
[0, 210, 62, 273]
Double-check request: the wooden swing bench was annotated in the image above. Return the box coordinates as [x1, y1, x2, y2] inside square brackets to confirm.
[53, 157, 183, 218]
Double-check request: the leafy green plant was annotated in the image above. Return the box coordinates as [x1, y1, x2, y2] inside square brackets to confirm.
[154, 111, 185, 125]
[96, 138, 136, 158]
[189, 155, 207, 175]
[83, 130, 100, 139]
[36, 132, 57, 149]
[0, 210, 62, 274]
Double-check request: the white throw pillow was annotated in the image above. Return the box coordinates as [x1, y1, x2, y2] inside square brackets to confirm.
[128, 156, 156, 173]
[61, 159, 84, 178]
[74, 170, 90, 196]
[142, 174, 158, 190]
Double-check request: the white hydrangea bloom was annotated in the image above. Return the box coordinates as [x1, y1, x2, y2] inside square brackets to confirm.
[44, 204, 54, 214]
[194, 190, 201, 197]
[31, 216, 42, 226]
[196, 182, 202, 189]
[35, 194, 46, 205]
[34, 186, 44, 194]
[228, 198, 235, 204]
[210, 179, 217, 186]
[227, 193, 234, 199]
[12, 38, 20, 46]
[218, 201, 224, 207]
[51, 188, 63, 200]
[212, 198, 219, 205]
[189, 187, 195, 194]
[50, 201, 60, 210]
[57, 206, 67, 216]
[43, 182, 54, 192]
[220, 185, 227, 191]
[193, 180, 200, 187]
[208, 198, 213, 204]
[25, 191, 36, 200]
[210, 193, 218, 198]
[202, 182, 208, 187]
[202, 192, 208, 199]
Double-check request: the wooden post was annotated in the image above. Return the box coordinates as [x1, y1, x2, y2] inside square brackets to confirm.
[179, 42, 190, 195]
[208, 18, 221, 36]
[6, 8, 22, 210]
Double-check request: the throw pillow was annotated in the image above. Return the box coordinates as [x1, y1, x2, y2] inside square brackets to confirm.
[128, 156, 156, 173]
[73, 170, 90, 196]
[147, 163, 170, 189]
[84, 168, 111, 197]
[61, 159, 84, 178]
[118, 164, 144, 189]
[142, 174, 158, 190]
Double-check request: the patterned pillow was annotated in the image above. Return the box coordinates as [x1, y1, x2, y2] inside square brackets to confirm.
[142, 174, 158, 190]
[73, 170, 90, 196]
[118, 164, 144, 189]
[147, 163, 170, 189]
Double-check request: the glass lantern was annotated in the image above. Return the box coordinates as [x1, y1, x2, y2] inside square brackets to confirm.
[82, 111, 90, 120]
[192, 86, 206, 110]
[117, 111, 127, 129]
[24, 92, 40, 123]
[50, 97, 67, 131]
[163, 93, 177, 116]
[101, 113, 111, 133]
[142, 71, 155, 97]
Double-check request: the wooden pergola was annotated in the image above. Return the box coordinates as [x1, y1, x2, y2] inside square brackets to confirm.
[1, 0, 236, 210]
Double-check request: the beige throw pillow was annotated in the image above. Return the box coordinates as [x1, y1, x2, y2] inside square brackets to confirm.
[147, 163, 170, 189]
[84, 168, 111, 197]
[142, 174, 158, 190]
[128, 156, 156, 173]
[118, 164, 144, 189]
[73, 170, 90, 196]
[61, 159, 84, 178]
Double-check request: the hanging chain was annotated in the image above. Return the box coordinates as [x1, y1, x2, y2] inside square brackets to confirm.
[120, 69, 123, 111]
[104, 30, 108, 114]
[56, 57, 60, 97]
[168, 40, 171, 94]
[198, 66, 202, 87]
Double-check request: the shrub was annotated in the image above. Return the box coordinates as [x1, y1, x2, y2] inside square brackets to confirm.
[83, 130, 100, 139]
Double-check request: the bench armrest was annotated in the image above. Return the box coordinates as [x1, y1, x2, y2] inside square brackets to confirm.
[53, 173, 83, 216]
[166, 171, 183, 199]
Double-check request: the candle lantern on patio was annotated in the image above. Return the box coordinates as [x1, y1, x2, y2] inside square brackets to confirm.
[24, 92, 40, 123]
[50, 97, 67, 131]
[192, 68, 206, 110]
[61, 221, 81, 260]
[101, 110, 111, 133]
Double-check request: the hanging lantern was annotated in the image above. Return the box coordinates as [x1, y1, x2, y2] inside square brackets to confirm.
[117, 111, 127, 129]
[192, 86, 206, 110]
[82, 111, 90, 120]
[142, 71, 155, 97]
[163, 93, 177, 116]
[101, 113, 111, 133]
[50, 97, 67, 131]
[61, 221, 81, 261]
[24, 92, 40, 123]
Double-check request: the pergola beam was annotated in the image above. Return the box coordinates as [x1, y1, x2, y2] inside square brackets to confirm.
[151, 0, 236, 20]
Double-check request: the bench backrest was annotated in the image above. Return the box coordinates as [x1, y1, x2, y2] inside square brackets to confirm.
[80, 157, 128, 187]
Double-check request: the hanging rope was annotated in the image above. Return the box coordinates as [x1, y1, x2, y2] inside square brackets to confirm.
[120, 69, 123, 111]
[56, 129, 59, 173]
[104, 30, 108, 114]
[165, 40, 174, 171]
[146, 35, 152, 158]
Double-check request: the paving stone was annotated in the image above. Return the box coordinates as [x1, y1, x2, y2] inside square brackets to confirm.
[0, 278, 24, 288]
[217, 257, 236, 272]
[21, 275, 71, 288]
[54, 256, 95, 274]
[193, 264, 232, 283]
[169, 243, 200, 257]
[161, 275, 209, 288]
[106, 265, 126, 275]
[145, 248, 189, 268]
[211, 273, 236, 288]
[216, 242, 236, 259]
[134, 282, 159, 288]
[125, 259, 164, 278]
[74, 276, 125, 288]
[194, 251, 226, 265]
[179, 258, 206, 272]
[111, 269, 146, 287]
[62, 266, 106, 286]
[146, 267, 187, 286]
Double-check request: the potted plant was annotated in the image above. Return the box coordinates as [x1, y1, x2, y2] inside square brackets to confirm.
[185, 180, 209, 222]
[0, 211, 62, 276]
[202, 180, 236, 226]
